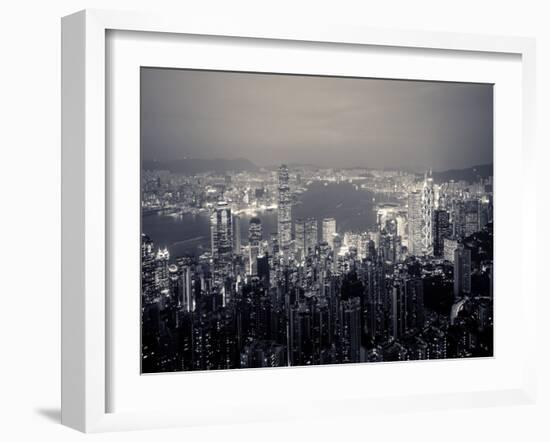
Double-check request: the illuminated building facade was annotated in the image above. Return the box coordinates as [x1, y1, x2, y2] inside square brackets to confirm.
[141, 164, 493, 373]
[248, 217, 262, 276]
[433, 209, 451, 257]
[322, 217, 336, 249]
[421, 170, 435, 254]
[407, 191, 423, 256]
[277, 164, 292, 260]
[211, 200, 233, 287]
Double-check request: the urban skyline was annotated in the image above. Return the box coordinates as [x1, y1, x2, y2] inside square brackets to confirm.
[141, 69, 493, 373]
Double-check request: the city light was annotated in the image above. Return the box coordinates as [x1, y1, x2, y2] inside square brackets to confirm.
[141, 164, 494, 373]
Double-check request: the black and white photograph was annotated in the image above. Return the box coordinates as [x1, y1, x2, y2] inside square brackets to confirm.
[3, 1, 548, 439]
[140, 68, 494, 373]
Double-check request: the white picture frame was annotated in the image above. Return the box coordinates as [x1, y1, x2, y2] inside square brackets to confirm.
[61, 9, 537, 433]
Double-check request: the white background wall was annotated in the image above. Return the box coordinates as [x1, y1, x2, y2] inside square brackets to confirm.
[0, 0, 547, 440]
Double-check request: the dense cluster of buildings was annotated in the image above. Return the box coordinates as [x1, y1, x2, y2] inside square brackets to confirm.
[141, 165, 493, 373]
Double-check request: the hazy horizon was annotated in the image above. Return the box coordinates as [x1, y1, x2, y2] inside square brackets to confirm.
[142, 156, 493, 174]
[141, 68, 493, 171]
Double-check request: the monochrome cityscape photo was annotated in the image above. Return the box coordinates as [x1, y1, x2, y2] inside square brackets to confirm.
[140, 68, 493, 373]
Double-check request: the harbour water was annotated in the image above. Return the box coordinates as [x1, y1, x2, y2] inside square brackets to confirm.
[142, 181, 396, 259]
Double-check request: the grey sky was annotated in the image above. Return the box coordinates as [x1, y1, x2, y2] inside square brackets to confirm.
[141, 68, 493, 171]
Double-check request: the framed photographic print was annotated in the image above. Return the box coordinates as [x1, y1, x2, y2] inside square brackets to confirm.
[140, 68, 494, 373]
[61, 9, 537, 432]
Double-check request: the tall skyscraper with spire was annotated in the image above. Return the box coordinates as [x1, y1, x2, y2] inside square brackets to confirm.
[277, 164, 292, 260]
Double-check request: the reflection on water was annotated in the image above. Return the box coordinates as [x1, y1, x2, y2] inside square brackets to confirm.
[142, 182, 396, 260]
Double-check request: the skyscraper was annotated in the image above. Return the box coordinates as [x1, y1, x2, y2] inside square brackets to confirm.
[451, 200, 466, 238]
[395, 213, 407, 243]
[154, 247, 170, 290]
[210, 200, 233, 286]
[240, 341, 287, 368]
[233, 215, 242, 255]
[405, 277, 425, 331]
[248, 217, 262, 276]
[305, 218, 318, 254]
[390, 281, 407, 340]
[176, 257, 193, 312]
[168, 263, 180, 301]
[294, 218, 306, 261]
[269, 232, 279, 256]
[141, 234, 156, 302]
[454, 244, 471, 298]
[339, 297, 362, 363]
[407, 191, 423, 256]
[256, 254, 270, 287]
[312, 297, 333, 364]
[421, 170, 435, 254]
[433, 209, 451, 257]
[443, 237, 458, 263]
[289, 302, 314, 366]
[277, 165, 292, 260]
[322, 217, 336, 249]
[480, 198, 492, 229]
[464, 199, 480, 237]
[379, 229, 398, 264]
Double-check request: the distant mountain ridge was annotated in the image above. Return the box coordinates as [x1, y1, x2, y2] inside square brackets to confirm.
[143, 157, 492, 183]
[431, 164, 493, 183]
[143, 157, 259, 174]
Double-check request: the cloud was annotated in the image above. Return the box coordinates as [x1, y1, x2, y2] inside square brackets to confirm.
[141, 68, 493, 171]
